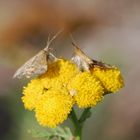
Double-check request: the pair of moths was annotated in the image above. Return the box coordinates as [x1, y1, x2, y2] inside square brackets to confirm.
[13, 36, 111, 79]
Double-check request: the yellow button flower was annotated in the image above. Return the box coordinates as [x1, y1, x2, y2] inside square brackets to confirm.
[22, 57, 124, 128]
[58, 59, 79, 83]
[22, 79, 44, 110]
[22, 59, 78, 127]
[40, 59, 79, 89]
[68, 72, 104, 108]
[92, 67, 124, 93]
[35, 88, 73, 127]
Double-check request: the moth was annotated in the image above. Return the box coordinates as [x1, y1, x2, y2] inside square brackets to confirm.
[71, 42, 112, 71]
[13, 31, 61, 79]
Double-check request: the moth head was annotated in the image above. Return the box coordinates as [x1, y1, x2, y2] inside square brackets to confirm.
[71, 42, 93, 71]
[44, 29, 63, 52]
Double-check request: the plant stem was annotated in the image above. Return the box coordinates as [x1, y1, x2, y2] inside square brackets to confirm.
[70, 108, 91, 140]
[79, 108, 91, 123]
[70, 109, 82, 140]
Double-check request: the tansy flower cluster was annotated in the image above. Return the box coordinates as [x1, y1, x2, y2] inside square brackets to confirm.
[22, 59, 124, 128]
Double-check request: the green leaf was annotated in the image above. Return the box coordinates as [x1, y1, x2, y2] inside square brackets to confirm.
[29, 126, 74, 140]
[29, 129, 52, 138]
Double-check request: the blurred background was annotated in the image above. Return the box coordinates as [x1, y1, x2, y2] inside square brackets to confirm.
[0, 0, 140, 140]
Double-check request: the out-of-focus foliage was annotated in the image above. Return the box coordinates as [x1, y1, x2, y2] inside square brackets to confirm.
[0, 0, 140, 140]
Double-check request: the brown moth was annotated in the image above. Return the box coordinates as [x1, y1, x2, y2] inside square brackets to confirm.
[71, 42, 112, 71]
[13, 31, 61, 79]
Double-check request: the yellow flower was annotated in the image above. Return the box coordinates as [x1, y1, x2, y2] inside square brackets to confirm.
[35, 88, 73, 127]
[22, 57, 124, 128]
[68, 72, 104, 108]
[22, 59, 79, 127]
[92, 67, 124, 93]
[22, 79, 44, 110]
[58, 59, 79, 83]
[40, 59, 79, 89]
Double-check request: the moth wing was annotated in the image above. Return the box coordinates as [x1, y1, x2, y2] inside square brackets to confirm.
[13, 30, 62, 79]
[71, 44, 113, 71]
[91, 59, 113, 69]
[71, 45, 93, 71]
[71, 54, 90, 71]
[13, 50, 48, 79]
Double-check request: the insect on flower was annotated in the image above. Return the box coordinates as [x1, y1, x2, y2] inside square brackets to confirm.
[71, 42, 113, 71]
[13, 30, 62, 79]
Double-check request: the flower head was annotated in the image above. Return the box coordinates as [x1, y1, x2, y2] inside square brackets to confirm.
[40, 59, 79, 89]
[21, 55, 124, 128]
[92, 67, 124, 93]
[68, 72, 104, 108]
[22, 79, 44, 110]
[35, 88, 73, 127]
[22, 59, 78, 127]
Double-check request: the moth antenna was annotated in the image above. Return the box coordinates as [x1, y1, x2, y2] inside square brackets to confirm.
[69, 33, 85, 55]
[69, 33, 86, 53]
[49, 53, 58, 61]
[69, 33, 79, 49]
[47, 34, 51, 43]
[70, 34, 93, 64]
[44, 29, 64, 51]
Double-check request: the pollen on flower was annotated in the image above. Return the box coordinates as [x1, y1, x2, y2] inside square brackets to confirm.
[35, 88, 73, 127]
[58, 59, 79, 83]
[92, 67, 124, 93]
[40, 59, 79, 89]
[68, 72, 104, 108]
[22, 79, 44, 110]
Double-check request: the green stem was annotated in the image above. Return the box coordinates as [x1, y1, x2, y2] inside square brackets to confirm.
[79, 108, 91, 123]
[70, 109, 79, 128]
[70, 109, 82, 140]
[70, 108, 91, 140]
